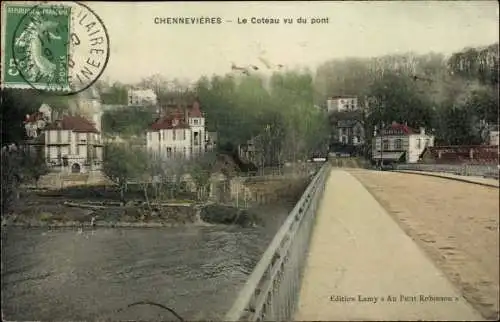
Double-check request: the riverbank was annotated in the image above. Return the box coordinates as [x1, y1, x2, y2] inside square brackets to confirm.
[1, 203, 262, 228]
[3, 176, 309, 229]
[2, 196, 299, 230]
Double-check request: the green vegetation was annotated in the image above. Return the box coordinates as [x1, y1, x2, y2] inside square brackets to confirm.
[102, 143, 150, 203]
[315, 43, 499, 150]
[102, 106, 155, 137]
[1, 42, 498, 215]
[195, 70, 330, 162]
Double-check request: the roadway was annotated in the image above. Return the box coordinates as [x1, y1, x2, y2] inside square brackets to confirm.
[295, 168, 498, 321]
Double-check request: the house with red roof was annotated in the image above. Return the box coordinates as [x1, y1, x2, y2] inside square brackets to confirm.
[24, 111, 103, 173]
[371, 122, 435, 164]
[147, 99, 215, 159]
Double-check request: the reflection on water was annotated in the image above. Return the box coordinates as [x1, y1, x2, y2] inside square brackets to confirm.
[1, 224, 278, 321]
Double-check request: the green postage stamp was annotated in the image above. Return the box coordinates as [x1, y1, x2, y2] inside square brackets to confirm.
[1, 1, 110, 95]
[1, 2, 72, 91]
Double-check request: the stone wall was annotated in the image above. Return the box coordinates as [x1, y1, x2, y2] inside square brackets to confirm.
[36, 171, 111, 189]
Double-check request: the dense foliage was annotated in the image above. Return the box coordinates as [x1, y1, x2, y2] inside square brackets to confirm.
[101, 106, 155, 137]
[195, 71, 330, 162]
[315, 43, 499, 147]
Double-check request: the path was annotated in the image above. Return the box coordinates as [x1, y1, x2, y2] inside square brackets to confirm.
[295, 169, 484, 321]
[348, 169, 499, 320]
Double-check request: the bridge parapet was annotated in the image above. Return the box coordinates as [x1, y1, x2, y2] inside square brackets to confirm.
[224, 163, 331, 321]
[395, 163, 499, 179]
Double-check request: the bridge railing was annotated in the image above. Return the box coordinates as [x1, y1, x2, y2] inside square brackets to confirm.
[394, 163, 499, 179]
[224, 162, 331, 321]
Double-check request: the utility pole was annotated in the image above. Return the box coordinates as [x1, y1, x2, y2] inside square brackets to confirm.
[379, 121, 384, 169]
[236, 183, 239, 208]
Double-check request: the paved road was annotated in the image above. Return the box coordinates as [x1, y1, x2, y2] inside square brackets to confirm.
[295, 169, 484, 321]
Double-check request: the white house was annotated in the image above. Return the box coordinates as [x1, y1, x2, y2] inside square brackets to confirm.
[490, 130, 500, 146]
[327, 96, 359, 113]
[487, 124, 499, 146]
[372, 122, 435, 164]
[24, 111, 104, 173]
[147, 100, 214, 160]
[42, 115, 104, 173]
[128, 88, 157, 106]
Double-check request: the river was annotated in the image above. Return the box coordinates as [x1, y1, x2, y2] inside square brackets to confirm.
[1, 208, 288, 321]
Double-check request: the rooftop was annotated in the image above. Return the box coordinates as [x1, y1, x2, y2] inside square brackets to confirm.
[380, 123, 419, 135]
[150, 116, 191, 131]
[44, 115, 99, 133]
[24, 112, 46, 123]
[329, 96, 357, 100]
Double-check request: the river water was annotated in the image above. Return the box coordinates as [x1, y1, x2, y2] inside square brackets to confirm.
[1, 209, 288, 321]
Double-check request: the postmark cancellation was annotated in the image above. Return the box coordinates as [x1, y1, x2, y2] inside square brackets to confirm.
[1, 1, 110, 95]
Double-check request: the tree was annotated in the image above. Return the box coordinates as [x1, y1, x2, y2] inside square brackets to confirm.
[102, 106, 155, 137]
[149, 153, 187, 201]
[1, 145, 23, 216]
[100, 82, 128, 105]
[187, 152, 217, 201]
[19, 147, 49, 188]
[102, 143, 149, 204]
[1, 144, 49, 216]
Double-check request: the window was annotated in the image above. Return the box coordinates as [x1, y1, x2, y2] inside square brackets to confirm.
[57, 147, 62, 164]
[194, 119, 199, 125]
[158, 132, 161, 141]
[57, 130, 61, 143]
[194, 132, 199, 146]
[382, 139, 389, 150]
[68, 131, 71, 142]
[173, 130, 176, 141]
[416, 139, 421, 149]
[166, 147, 172, 158]
[76, 144, 80, 155]
[394, 138, 402, 150]
[182, 130, 186, 140]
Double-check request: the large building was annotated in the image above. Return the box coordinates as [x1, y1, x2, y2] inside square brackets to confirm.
[128, 88, 157, 106]
[23, 87, 105, 173]
[327, 96, 359, 113]
[147, 100, 216, 159]
[24, 110, 103, 173]
[371, 122, 435, 164]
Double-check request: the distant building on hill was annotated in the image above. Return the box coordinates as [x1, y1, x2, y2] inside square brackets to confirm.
[326, 96, 359, 113]
[128, 88, 157, 106]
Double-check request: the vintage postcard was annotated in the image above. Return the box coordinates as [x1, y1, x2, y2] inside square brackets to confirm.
[1, 1, 499, 321]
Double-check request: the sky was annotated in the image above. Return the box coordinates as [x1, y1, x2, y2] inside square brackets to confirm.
[85, 1, 499, 84]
